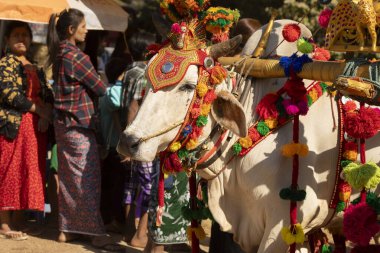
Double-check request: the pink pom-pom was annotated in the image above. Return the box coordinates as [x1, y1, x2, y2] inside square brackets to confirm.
[283, 99, 300, 115]
[343, 202, 380, 246]
[282, 24, 301, 42]
[171, 23, 181, 34]
[313, 47, 331, 61]
[318, 8, 333, 29]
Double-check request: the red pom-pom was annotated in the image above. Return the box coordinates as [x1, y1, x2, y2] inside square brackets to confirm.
[282, 24, 301, 42]
[345, 107, 380, 139]
[344, 141, 358, 151]
[204, 90, 217, 103]
[343, 101, 357, 112]
[256, 93, 279, 119]
[343, 202, 380, 246]
[318, 8, 333, 28]
[248, 128, 260, 142]
[283, 78, 307, 100]
[313, 47, 331, 61]
[163, 153, 183, 173]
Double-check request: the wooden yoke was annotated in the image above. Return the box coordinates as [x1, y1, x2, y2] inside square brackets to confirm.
[218, 56, 372, 82]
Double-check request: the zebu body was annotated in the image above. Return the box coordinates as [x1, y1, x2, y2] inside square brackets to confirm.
[117, 20, 380, 252]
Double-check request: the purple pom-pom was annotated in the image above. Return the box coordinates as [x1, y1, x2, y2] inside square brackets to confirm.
[298, 100, 309, 115]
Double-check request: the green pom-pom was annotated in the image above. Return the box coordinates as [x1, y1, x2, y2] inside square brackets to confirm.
[344, 162, 380, 190]
[320, 82, 328, 93]
[335, 201, 346, 213]
[351, 192, 380, 214]
[321, 244, 333, 253]
[279, 187, 306, 201]
[341, 160, 352, 168]
[178, 149, 189, 160]
[232, 143, 242, 155]
[307, 95, 313, 106]
[297, 38, 314, 54]
[257, 121, 270, 136]
[196, 115, 208, 126]
[193, 209, 204, 220]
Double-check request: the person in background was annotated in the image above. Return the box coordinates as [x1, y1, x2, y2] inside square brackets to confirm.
[98, 56, 131, 231]
[47, 8, 122, 251]
[0, 21, 53, 240]
[100, 31, 157, 249]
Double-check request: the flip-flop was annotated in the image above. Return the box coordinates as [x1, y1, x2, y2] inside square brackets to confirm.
[0, 231, 29, 241]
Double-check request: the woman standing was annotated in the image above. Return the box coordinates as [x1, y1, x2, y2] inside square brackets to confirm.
[47, 8, 109, 245]
[0, 21, 53, 240]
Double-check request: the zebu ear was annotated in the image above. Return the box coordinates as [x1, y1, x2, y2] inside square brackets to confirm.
[211, 91, 247, 137]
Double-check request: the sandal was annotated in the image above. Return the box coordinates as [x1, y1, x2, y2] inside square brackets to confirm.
[0, 231, 28, 241]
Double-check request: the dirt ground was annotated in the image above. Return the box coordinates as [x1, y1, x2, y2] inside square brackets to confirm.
[0, 220, 211, 253]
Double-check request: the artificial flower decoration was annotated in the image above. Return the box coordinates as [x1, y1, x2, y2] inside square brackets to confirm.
[312, 47, 331, 61]
[318, 8, 333, 29]
[281, 223, 305, 245]
[203, 7, 240, 42]
[169, 141, 182, 152]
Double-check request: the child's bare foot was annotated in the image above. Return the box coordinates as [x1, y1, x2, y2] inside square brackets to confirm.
[57, 232, 81, 243]
[130, 233, 148, 248]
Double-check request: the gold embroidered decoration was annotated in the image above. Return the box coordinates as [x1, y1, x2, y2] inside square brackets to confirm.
[147, 45, 206, 91]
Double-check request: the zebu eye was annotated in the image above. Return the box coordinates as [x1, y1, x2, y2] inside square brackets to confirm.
[179, 83, 196, 92]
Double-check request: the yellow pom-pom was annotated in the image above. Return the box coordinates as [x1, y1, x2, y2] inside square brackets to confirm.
[194, 226, 206, 240]
[281, 224, 305, 245]
[294, 224, 305, 243]
[169, 141, 181, 152]
[298, 144, 309, 157]
[282, 143, 297, 157]
[196, 83, 208, 97]
[200, 104, 211, 116]
[343, 150, 358, 161]
[239, 136, 253, 149]
[210, 66, 228, 85]
[309, 89, 319, 103]
[187, 225, 206, 241]
[264, 118, 278, 129]
[186, 139, 198, 150]
[282, 143, 309, 157]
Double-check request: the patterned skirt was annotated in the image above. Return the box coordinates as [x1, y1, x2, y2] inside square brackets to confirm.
[148, 171, 190, 244]
[0, 113, 46, 211]
[54, 121, 105, 236]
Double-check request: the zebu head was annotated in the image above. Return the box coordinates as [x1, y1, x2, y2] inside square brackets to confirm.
[117, 23, 246, 162]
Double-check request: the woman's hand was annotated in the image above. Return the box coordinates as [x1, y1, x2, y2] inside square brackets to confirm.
[38, 118, 50, 133]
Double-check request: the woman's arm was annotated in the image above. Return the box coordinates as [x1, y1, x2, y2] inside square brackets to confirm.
[72, 52, 107, 96]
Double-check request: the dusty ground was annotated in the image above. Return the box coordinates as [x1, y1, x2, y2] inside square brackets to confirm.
[0, 220, 211, 253]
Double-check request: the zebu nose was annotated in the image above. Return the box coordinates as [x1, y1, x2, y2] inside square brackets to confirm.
[116, 133, 140, 157]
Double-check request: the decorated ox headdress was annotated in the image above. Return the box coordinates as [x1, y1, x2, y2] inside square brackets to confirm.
[147, 0, 240, 91]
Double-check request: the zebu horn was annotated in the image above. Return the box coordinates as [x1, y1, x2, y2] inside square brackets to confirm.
[218, 56, 373, 83]
[251, 11, 277, 58]
[209, 35, 243, 59]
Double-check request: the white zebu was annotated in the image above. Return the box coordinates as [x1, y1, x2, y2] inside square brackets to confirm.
[117, 20, 380, 252]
